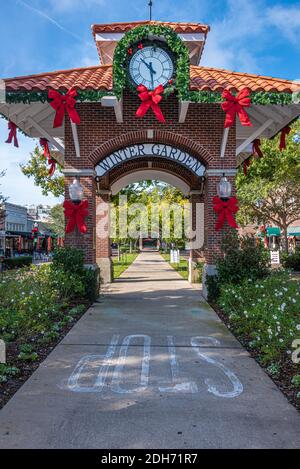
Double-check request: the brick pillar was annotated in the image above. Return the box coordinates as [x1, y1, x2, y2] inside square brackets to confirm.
[64, 176, 96, 266]
[96, 191, 112, 283]
[188, 191, 204, 283]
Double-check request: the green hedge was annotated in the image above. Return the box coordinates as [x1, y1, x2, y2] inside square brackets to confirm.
[3, 256, 33, 269]
[281, 249, 300, 271]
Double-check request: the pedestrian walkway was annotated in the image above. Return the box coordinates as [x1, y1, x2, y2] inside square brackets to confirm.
[0, 252, 299, 448]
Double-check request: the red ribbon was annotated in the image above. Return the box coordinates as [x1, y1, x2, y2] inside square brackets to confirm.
[63, 200, 89, 234]
[213, 196, 239, 230]
[136, 84, 166, 123]
[252, 138, 263, 158]
[48, 88, 81, 128]
[40, 138, 56, 176]
[279, 126, 291, 151]
[221, 88, 252, 128]
[5, 121, 19, 147]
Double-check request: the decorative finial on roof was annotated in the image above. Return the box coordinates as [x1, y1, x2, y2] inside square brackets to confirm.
[148, 1, 153, 21]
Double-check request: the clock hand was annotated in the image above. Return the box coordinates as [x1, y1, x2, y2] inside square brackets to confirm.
[149, 61, 157, 74]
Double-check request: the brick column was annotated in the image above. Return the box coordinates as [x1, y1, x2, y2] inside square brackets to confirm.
[96, 191, 112, 283]
[64, 175, 96, 266]
[202, 170, 237, 298]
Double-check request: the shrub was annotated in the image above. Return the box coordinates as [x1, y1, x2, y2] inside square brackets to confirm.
[3, 256, 32, 269]
[206, 274, 220, 302]
[281, 249, 300, 271]
[82, 267, 100, 302]
[216, 232, 270, 286]
[52, 247, 84, 275]
[218, 271, 300, 364]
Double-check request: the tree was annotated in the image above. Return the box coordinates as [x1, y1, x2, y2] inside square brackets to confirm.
[46, 204, 65, 237]
[236, 119, 300, 252]
[20, 147, 64, 197]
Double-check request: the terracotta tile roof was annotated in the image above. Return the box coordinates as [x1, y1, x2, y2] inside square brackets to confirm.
[4, 64, 295, 94]
[190, 66, 295, 93]
[92, 21, 210, 36]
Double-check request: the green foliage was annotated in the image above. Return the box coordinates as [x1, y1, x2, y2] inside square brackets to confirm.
[3, 256, 32, 269]
[216, 232, 270, 286]
[236, 120, 300, 251]
[113, 253, 138, 279]
[218, 271, 300, 364]
[18, 344, 38, 362]
[46, 204, 65, 237]
[113, 24, 189, 99]
[0, 262, 89, 343]
[281, 249, 300, 271]
[52, 247, 85, 275]
[0, 364, 20, 383]
[20, 147, 64, 197]
[291, 375, 300, 386]
[52, 247, 100, 301]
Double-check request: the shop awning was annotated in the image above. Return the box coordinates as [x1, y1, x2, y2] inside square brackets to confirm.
[267, 227, 281, 237]
[288, 227, 300, 237]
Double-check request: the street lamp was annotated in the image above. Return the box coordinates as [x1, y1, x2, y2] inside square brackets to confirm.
[69, 178, 84, 205]
[217, 173, 232, 201]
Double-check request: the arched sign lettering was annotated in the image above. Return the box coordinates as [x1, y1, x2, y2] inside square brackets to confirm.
[95, 143, 206, 177]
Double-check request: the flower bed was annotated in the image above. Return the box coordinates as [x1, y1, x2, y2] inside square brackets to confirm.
[215, 271, 300, 411]
[0, 248, 100, 409]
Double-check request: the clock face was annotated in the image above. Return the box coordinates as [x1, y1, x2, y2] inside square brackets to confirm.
[128, 44, 174, 90]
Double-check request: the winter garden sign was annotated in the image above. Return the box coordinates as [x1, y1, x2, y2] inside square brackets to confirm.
[95, 144, 206, 177]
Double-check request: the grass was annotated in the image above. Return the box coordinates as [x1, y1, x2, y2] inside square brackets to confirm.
[112, 253, 139, 279]
[161, 253, 189, 279]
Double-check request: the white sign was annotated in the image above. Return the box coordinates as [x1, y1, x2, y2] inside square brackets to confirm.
[270, 250, 280, 264]
[95, 143, 206, 177]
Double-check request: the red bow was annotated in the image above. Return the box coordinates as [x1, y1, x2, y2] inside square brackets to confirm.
[221, 88, 252, 128]
[63, 200, 89, 234]
[136, 84, 166, 123]
[48, 88, 81, 128]
[40, 138, 56, 176]
[279, 126, 291, 151]
[6, 121, 19, 147]
[213, 196, 239, 230]
[252, 138, 263, 158]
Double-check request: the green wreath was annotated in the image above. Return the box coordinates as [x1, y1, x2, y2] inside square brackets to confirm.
[113, 24, 190, 100]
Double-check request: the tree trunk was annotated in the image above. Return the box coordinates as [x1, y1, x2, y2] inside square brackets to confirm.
[282, 226, 289, 253]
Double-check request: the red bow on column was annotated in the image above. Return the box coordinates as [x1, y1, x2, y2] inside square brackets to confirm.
[48, 88, 81, 128]
[136, 84, 166, 123]
[279, 126, 291, 151]
[5, 121, 19, 147]
[40, 138, 56, 176]
[213, 196, 239, 230]
[63, 200, 89, 234]
[252, 138, 263, 157]
[221, 88, 252, 128]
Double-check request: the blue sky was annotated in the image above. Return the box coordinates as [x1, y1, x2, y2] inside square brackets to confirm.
[0, 0, 300, 205]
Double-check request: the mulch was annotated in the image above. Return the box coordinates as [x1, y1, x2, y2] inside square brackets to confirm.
[210, 302, 300, 413]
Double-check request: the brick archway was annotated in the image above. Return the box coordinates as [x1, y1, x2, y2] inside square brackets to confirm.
[89, 130, 213, 168]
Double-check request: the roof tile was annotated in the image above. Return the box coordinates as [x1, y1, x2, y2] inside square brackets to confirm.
[4, 65, 295, 94]
[92, 21, 210, 35]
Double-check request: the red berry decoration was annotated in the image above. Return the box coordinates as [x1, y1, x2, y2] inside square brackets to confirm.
[138, 43, 143, 49]
[128, 48, 133, 55]
[168, 79, 173, 85]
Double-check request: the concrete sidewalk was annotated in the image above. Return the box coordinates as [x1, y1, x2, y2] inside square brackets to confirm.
[0, 252, 299, 449]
